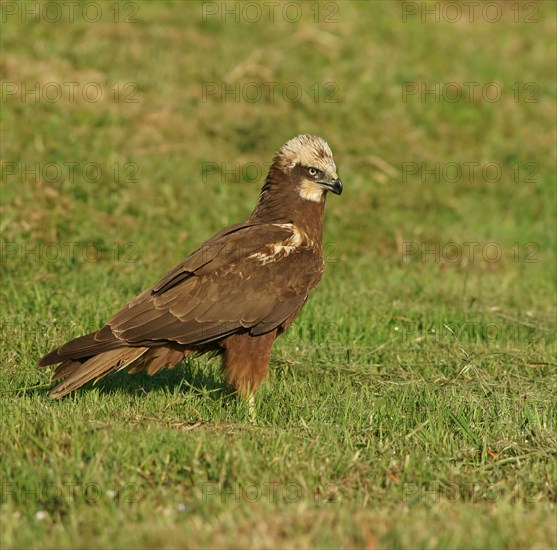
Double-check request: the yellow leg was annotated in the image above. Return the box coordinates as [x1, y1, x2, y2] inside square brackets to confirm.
[247, 394, 256, 423]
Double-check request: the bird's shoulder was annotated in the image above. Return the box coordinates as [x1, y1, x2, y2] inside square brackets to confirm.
[151, 220, 315, 296]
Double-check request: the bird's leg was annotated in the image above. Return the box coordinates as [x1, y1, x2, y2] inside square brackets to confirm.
[221, 331, 276, 423]
[247, 393, 256, 423]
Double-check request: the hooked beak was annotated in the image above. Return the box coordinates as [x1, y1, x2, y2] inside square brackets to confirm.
[318, 175, 343, 195]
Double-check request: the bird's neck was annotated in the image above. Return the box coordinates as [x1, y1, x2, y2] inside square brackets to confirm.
[249, 171, 326, 246]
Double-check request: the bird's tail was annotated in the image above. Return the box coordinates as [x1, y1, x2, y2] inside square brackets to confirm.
[47, 345, 190, 398]
[38, 325, 123, 367]
[39, 327, 191, 398]
[49, 347, 149, 398]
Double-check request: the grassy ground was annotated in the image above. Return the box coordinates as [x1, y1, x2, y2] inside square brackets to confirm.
[1, 1, 556, 548]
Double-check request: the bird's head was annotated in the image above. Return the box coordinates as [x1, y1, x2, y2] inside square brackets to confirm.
[272, 134, 343, 202]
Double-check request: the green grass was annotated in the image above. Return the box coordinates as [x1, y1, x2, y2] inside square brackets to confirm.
[1, 1, 556, 548]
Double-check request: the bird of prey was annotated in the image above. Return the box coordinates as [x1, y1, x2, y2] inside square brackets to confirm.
[39, 134, 342, 402]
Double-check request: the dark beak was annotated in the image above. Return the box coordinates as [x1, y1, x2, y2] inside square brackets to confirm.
[319, 178, 343, 195]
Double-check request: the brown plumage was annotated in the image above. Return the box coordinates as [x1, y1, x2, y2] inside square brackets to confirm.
[39, 134, 342, 399]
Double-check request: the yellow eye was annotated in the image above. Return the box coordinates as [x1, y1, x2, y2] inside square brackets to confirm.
[308, 167, 317, 176]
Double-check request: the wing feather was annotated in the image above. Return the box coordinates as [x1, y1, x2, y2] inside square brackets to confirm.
[105, 223, 323, 346]
[152, 221, 282, 295]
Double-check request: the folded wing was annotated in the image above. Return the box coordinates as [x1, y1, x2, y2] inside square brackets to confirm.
[108, 222, 323, 346]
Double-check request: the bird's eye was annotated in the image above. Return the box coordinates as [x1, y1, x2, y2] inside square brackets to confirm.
[308, 167, 318, 176]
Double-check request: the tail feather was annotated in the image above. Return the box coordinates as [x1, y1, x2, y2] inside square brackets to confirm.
[52, 360, 83, 381]
[47, 345, 192, 398]
[39, 326, 120, 366]
[147, 349, 189, 375]
[49, 347, 149, 399]
[126, 347, 191, 376]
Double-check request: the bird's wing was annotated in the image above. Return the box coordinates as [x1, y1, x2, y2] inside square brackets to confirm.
[107, 223, 323, 346]
[151, 221, 259, 295]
